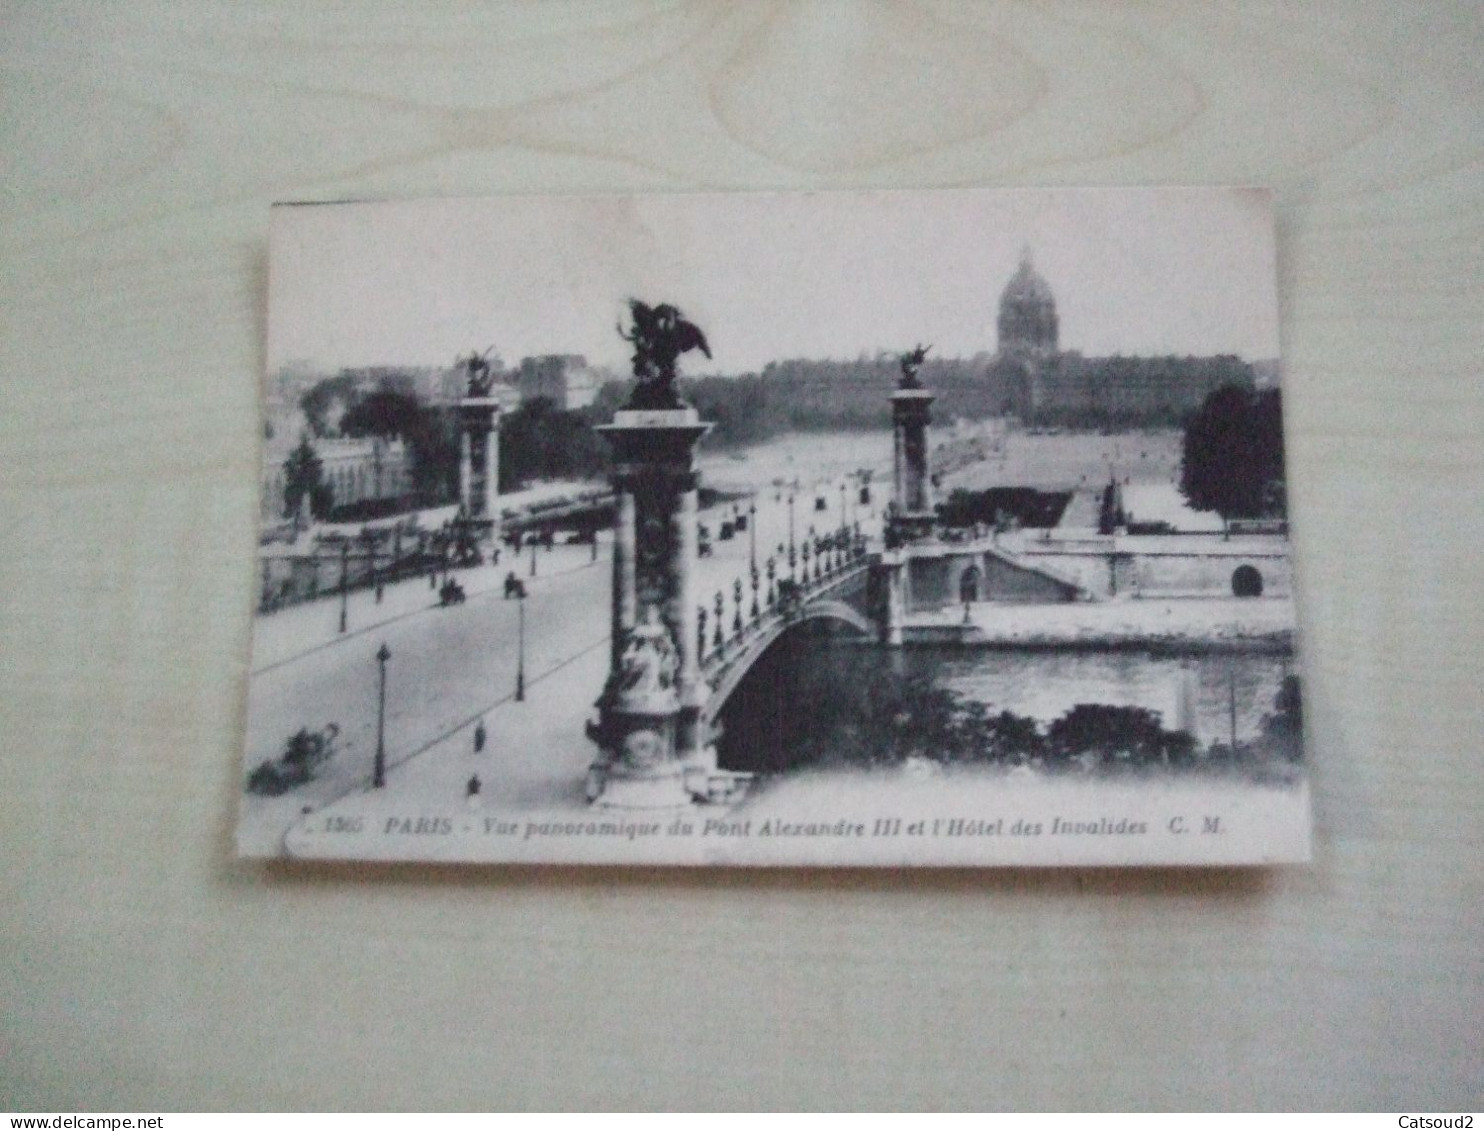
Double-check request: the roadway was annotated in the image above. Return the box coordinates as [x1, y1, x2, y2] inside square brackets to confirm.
[238, 467, 881, 854]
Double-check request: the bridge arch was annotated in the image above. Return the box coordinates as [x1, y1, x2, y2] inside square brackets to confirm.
[702, 599, 874, 727]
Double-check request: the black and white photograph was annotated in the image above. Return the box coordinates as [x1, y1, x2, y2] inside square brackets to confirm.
[241, 187, 1308, 865]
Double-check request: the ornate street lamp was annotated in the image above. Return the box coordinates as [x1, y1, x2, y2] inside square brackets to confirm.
[787, 495, 797, 581]
[748, 500, 757, 572]
[697, 604, 708, 662]
[338, 541, 349, 634]
[374, 642, 390, 788]
[733, 577, 743, 635]
[515, 586, 527, 702]
[766, 556, 776, 607]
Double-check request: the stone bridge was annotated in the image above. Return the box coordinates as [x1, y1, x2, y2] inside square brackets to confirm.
[587, 360, 933, 809]
[696, 548, 874, 734]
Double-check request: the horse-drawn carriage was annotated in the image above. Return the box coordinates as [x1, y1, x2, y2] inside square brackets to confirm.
[246, 724, 340, 796]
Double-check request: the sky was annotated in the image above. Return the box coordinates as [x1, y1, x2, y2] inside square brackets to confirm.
[267, 187, 1280, 377]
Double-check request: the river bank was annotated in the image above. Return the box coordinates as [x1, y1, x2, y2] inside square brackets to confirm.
[905, 595, 1296, 649]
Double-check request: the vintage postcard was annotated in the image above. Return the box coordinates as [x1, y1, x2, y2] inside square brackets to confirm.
[241, 187, 1309, 866]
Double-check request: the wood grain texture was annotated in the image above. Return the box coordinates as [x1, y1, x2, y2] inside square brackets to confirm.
[2, 0, 1481, 1111]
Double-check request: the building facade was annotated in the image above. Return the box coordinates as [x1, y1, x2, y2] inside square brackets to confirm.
[260, 432, 411, 522]
[516, 354, 600, 410]
[989, 251, 1256, 423]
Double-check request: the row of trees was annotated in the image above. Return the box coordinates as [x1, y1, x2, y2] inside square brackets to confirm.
[722, 641, 1303, 775]
[937, 487, 1073, 530]
[781, 668, 1204, 772]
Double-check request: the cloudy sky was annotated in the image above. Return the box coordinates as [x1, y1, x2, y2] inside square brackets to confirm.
[267, 187, 1279, 377]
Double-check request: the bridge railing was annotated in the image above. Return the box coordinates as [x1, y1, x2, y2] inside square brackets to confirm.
[697, 527, 871, 674]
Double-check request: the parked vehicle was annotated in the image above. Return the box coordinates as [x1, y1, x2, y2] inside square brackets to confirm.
[246, 724, 339, 795]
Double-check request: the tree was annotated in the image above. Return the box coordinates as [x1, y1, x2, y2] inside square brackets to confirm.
[953, 702, 1046, 765]
[1046, 703, 1187, 768]
[1259, 675, 1304, 762]
[340, 390, 421, 439]
[341, 391, 456, 505]
[299, 372, 361, 437]
[499, 397, 610, 491]
[282, 435, 329, 519]
[1097, 479, 1126, 535]
[1180, 385, 1286, 518]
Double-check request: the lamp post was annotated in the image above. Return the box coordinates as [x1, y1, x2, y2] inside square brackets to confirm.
[364, 529, 382, 604]
[748, 500, 757, 572]
[748, 500, 759, 619]
[787, 494, 796, 581]
[529, 531, 538, 578]
[515, 587, 526, 702]
[338, 541, 349, 634]
[373, 642, 390, 788]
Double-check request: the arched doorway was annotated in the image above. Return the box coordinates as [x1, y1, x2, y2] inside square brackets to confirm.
[1232, 564, 1263, 598]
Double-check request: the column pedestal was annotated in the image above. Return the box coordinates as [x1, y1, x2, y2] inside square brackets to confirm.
[877, 551, 907, 647]
[457, 396, 502, 546]
[587, 408, 715, 808]
[888, 387, 937, 545]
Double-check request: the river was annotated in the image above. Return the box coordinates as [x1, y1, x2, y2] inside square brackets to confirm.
[717, 632, 1297, 774]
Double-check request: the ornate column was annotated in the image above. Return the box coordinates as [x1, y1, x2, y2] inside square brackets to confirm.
[884, 557, 906, 647]
[889, 385, 936, 543]
[674, 485, 707, 765]
[874, 347, 935, 645]
[482, 420, 499, 530]
[611, 491, 636, 669]
[587, 406, 713, 808]
[457, 395, 502, 544]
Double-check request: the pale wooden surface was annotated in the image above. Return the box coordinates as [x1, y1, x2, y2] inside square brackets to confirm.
[2, 1, 1481, 1111]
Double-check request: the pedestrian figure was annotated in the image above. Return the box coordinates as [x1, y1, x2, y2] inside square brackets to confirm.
[466, 774, 482, 810]
[474, 720, 486, 753]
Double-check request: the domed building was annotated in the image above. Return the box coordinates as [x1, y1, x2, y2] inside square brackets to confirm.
[997, 247, 1058, 360]
[988, 248, 1255, 423]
